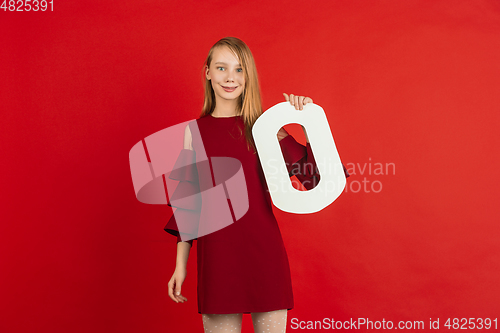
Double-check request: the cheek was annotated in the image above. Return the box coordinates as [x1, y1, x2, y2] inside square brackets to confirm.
[209, 72, 217, 82]
[210, 70, 222, 82]
[210, 80, 218, 92]
[210, 74, 220, 85]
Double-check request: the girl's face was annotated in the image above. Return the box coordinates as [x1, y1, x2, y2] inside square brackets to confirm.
[205, 46, 245, 103]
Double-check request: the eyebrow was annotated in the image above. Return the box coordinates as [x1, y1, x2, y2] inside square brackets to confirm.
[214, 62, 242, 66]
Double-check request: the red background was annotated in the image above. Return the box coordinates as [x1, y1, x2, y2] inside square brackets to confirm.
[1, 0, 500, 331]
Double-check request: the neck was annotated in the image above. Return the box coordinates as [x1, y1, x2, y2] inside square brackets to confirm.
[212, 96, 239, 117]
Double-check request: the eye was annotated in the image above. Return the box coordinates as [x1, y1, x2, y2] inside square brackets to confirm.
[236, 68, 243, 73]
[217, 67, 225, 71]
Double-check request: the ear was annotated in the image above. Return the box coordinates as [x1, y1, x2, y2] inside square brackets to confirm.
[205, 65, 210, 80]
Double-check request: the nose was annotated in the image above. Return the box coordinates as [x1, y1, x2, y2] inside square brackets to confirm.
[225, 70, 235, 82]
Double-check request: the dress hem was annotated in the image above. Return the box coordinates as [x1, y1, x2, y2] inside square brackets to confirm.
[198, 306, 294, 315]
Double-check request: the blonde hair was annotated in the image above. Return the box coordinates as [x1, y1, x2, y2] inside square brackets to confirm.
[200, 37, 262, 152]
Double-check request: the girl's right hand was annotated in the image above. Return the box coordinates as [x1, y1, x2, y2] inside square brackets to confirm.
[168, 267, 188, 303]
[283, 93, 313, 110]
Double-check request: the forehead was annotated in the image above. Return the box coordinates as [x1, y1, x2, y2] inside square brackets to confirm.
[211, 46, 241, 65]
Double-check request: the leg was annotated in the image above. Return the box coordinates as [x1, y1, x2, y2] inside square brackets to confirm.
[251, 309, 287, 333]
[202, 313, 243, 333]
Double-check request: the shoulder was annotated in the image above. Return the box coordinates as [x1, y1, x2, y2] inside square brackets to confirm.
[183, 115, 209, 150]
[184, 118, 201, 150]
[185, 115, 207, 130]
[183, 124, 193, 150]
[197, 114, 210, 121]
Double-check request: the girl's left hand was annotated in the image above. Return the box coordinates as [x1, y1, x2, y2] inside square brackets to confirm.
[283, 93, 313, 110]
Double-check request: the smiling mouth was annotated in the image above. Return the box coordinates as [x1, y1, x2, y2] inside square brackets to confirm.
[221, 86, 238, 92]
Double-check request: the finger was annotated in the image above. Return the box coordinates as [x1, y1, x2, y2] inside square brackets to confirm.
[283, 93, 289, 101]
[176, 293, 188, 303]
[173, 280, 182, 303]
[298, 96, 304, 110]
[175, 295, 186, 303]
[294, 95, 299, 110]
[304, 97, 313, 105]
[289, 94, 295, 106]
[173, 290, 183, 303]
[168, 286, 179, 303]
[168, 281, 176, 302]
[168, 290, 176, 302]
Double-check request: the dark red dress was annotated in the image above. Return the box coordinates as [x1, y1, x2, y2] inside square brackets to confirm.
[164, 113, 349, 314]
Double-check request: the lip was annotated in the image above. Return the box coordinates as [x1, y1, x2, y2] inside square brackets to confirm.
[221, 86, 238, 92]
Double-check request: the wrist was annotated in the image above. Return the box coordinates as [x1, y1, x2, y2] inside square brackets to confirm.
[175, 264, 187, 271]
[277, 128, 289, 141]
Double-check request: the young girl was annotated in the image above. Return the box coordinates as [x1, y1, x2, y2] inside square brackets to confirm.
[164, 37, 348, 333]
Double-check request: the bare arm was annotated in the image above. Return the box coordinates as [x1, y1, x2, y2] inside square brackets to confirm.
[168, 124, 194, 304]
[301, 126, 309, 143]
[176, 241, 191, 268]
[280, 93, 312, 143]
[177, 123, 193, 265]
[277, 126, 309, 143]
[183, 123, 193, 150]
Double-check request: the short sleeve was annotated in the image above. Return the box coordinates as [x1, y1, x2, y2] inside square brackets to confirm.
[164, 148, 201, 247]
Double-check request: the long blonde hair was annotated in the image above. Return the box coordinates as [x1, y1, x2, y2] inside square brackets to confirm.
[200, 37, 262, 152]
